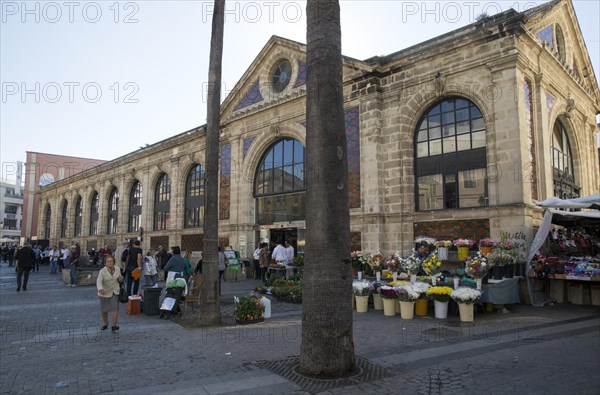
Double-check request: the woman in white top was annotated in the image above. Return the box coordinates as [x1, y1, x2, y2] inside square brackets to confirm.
[96, 256, 123, 332]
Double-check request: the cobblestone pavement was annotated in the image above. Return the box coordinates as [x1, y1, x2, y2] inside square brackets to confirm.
[1, 262, 599, 395]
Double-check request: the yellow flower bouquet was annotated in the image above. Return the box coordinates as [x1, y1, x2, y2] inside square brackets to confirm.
[422, 255, 442, 276]
[425, 286, 454, 302]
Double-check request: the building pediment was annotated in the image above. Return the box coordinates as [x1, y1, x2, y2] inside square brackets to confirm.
[221, 35, 371, 123]
[524, 0, 600, 104]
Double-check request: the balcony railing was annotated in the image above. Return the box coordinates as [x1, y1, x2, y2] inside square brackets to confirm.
[4, 192, 23, 199]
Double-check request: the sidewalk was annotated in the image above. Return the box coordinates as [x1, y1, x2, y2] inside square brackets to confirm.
[1, 261, 599, 394]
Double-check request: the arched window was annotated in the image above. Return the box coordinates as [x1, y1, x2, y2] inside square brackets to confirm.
[60, 201, 68, 238]
[89, 192, 99, 236]
[185, 164, 205, 228]
[74, 196, 82, 237]
[107, 187, 119, 234]
[552, 120, 580, 199]
[128, 181, 142, 232]
[44, 204, 51, 239]
[154, 173, 171, 231]
[415, 97, 488, 210]
[254, 138, 306, 224]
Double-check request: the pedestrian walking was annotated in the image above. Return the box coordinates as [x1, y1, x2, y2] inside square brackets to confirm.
[253, 244, 261, 280]
[15, 244, 35, 291]
[67, 245, 80, 287]
[259, 243, 270, 284]
[49, 246, 59, 274]
[96, 256, 123, 332]
[218, 246, 227, 294]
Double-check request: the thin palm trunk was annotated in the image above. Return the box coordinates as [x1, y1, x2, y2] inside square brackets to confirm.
[199, 0, 224, 325]
[300, 0, 355, 375]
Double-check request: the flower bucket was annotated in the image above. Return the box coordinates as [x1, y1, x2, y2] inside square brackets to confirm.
[431, 276, 437, 286]
[434, 301, 448, 319]
[376, 272, 381, 281]
[357, 271, 363, 280]
[476, 278, 482, 290]
[458, 303, 474, 322]
[392, 272, 398, 282]
[355, 295, 369, 313]
[400, 301, 415, 320]
[383, 298, 396, 316]
[373, 293, 383, 310]
[415, 298, 428, 316]
[410, 274, 417, 284]
[480, 246, 492, 256]
[458, 246, 469, 261]
[396, 299, 402, 313]
[437, 247, 448, 260]
[453, 277, 459, 289]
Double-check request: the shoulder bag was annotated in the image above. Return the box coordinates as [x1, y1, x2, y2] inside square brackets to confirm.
[118, 282, 128, 303]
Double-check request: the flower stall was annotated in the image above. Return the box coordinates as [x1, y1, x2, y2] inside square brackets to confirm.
[527, 194, 600, 307]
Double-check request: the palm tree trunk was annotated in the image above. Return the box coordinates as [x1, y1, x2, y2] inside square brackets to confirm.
[300, 0, 355, 375]
[199, 0, 224, 325]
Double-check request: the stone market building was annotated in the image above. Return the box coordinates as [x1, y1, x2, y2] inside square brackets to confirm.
[37, 0, 599, 260]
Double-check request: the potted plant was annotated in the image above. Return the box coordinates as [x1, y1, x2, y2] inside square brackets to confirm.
[451, 287, 482, 322]
[479, 238, 495, 255]
[352, 280, 371, 313]
[379, 285, 398, 316]
[369, 281, 385, 310]
[411, 281, 431, 316]
[422, 255, 442, 285]
[396, 285, 420, 320]
[435, 240, 452, 260]
[233, 294, 265, 324]
[453, 239, 475, 261]
[426, 286, 454, 318]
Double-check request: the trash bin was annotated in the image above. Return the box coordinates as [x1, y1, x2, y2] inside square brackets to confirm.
[143, 287, 163, 315]
[242, 259, 252, 279]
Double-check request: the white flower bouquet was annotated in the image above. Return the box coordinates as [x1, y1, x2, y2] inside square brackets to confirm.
[411, 281, 431, 298]
[396, 285, 421, 302]
[451, 287, 482, 304]
[352, 280, 371, 296]
[401, 255, 421, 273]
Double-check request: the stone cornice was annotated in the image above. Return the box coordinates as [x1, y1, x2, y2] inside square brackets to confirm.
[222, 86, 306, 125]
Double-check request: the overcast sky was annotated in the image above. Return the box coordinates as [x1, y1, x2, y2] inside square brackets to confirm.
[1, 0, 599, 183]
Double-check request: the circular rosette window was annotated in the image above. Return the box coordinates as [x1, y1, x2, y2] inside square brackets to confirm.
[271, 59, 292, 93]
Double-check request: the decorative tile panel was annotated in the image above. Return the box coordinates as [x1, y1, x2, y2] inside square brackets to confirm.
[414, 219, 490, 241]
[293, 59, 307, 88]
[345, 106, 361, 209]
[536, 25, 554, 47]
[234, 79, 264, 112]
[219, 144, 231, 220]
[243, 136, 256, 160]
[524, 80, 538, 200]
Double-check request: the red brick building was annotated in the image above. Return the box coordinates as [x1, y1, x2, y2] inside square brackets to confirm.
[22, 152, 105, 242]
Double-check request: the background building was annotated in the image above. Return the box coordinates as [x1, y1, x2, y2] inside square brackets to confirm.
[0, 174, 23, 244]
[22, 152, 106, 243]
[37, 1, 599, 260]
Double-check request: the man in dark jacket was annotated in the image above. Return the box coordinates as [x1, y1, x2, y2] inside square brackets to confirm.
[16, 244, 36, 291]
[125, 239, 143, 296]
